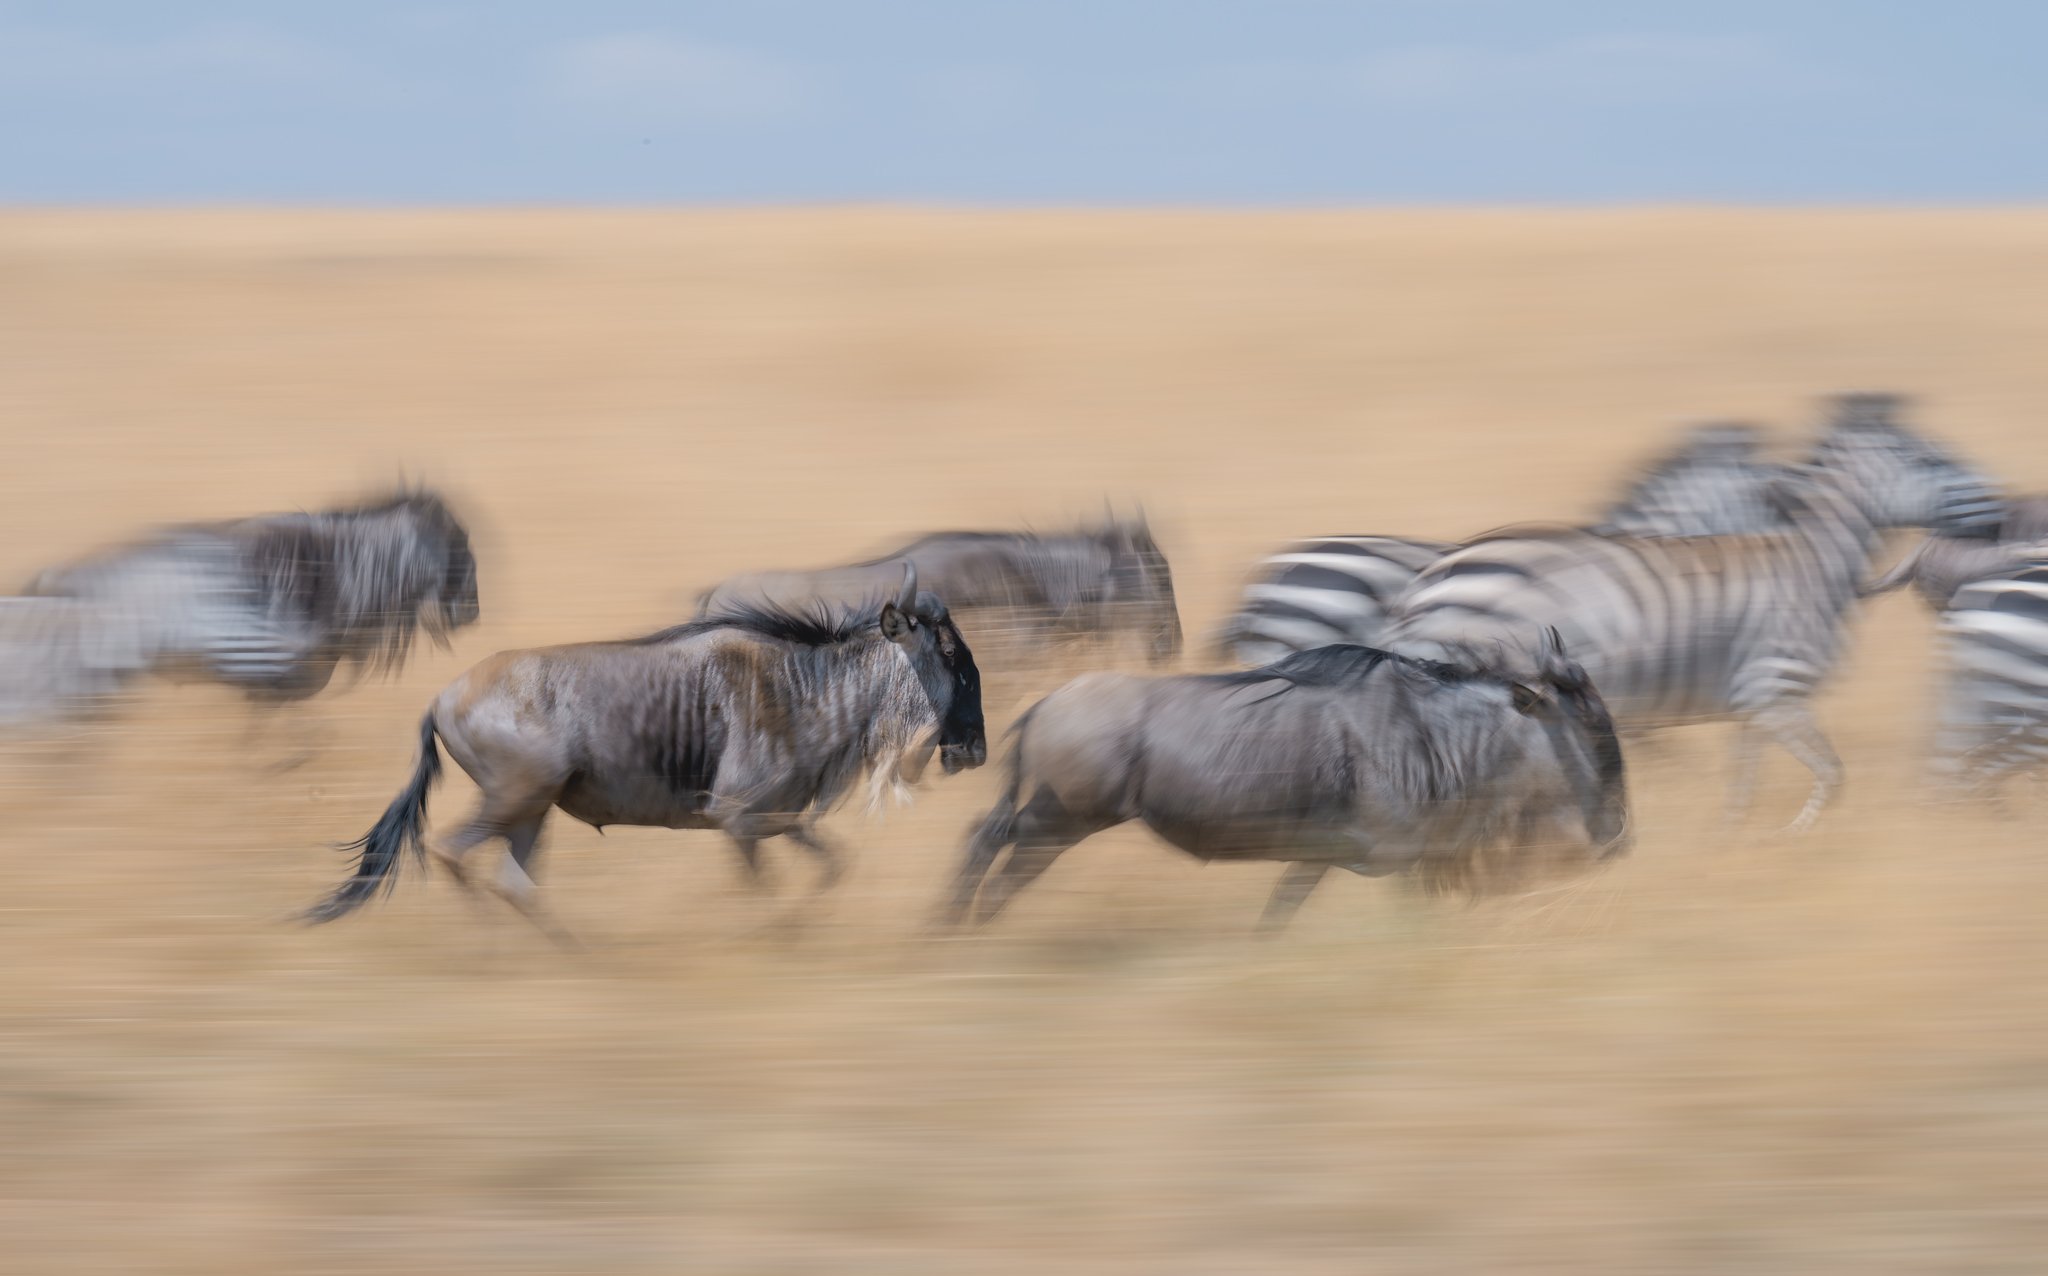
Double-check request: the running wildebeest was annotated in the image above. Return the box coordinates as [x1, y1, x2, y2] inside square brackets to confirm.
[18, 487, 479, 718]
[695, 509, 1182, 666]
[305, 564, 986, 938]
[942, 629, 1628, 932]
[1863, 493, 2048, 613]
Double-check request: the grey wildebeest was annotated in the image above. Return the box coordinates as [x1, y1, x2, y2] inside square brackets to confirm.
[696, 510, 1182, 666]
[941, 630, 1628, 932]
[1863, 493, 2048, 613]
[16, 488, 479, 725]
[304, 565, 985, 937]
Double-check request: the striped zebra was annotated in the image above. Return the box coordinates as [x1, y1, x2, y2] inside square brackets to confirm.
[9, 488, 479, 726]
[1588, 421, 1780, 537]
[1928, 558, 2048, 797]
[1212, 421, 1783, 666]
[1380, 395, 2003, 831]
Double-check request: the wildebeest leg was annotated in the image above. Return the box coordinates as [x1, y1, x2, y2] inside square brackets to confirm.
[253, 707, 331, 775]
[486, 815, 579, 949]
[432, 793, 547, 889]
[728, 837, 772, 892]
[1258, 861, 1330, 933]
[973, 789, 1098, 927]
[937, 789, 1018, 928]
[781, 823, 845, 891]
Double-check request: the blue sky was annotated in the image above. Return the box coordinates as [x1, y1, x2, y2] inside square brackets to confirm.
[3, 1, 2044, 203]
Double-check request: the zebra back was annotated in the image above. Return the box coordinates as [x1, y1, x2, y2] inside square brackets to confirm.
[1216, 425, 1789, 668]
[1382, 469, 1887, 726]
[1592, 422, 1784, 538]
[1213, 535, 1454, 666]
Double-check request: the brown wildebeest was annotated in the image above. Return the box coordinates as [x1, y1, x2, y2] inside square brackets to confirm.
[943, 630, 1628, 932]
[305, 565, 984, 938]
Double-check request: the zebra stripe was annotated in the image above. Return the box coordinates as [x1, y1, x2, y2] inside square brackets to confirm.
[1591, 422, 1782, 537]
[1382, 403, 2003, 831]
[1215, 535, 1453, 666]
[1929, 562, 2048, 793]
[1214, 423, 1786, 667]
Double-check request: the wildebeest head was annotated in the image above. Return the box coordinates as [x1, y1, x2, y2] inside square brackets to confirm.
[409, 491, 481, 638]
[1809, 392, 2004, 535]
[1504, 628, 1631, 858]
[878, 563, 986, 774]
[1100, 506, 1183, 665]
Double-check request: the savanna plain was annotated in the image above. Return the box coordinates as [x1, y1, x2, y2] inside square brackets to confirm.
[3, 209, 2048, 1273]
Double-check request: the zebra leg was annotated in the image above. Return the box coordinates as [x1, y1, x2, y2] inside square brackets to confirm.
[1258, 861, 1330, 933]
[1747, 702, 1844, 834]
[1927, 665, 1992, 798]
[1724, 719, 1767, 829]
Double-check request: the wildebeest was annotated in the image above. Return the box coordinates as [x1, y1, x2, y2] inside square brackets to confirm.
[0, 597, 138, 730]
[1863, 493, 2048, 612]
[941, 629, 1628, 932]
[305, 565, 986, 937]
[18, 487, 479, 715]
[696, 510, 1182, 666]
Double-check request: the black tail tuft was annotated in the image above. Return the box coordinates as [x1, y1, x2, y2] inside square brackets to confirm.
[303, 711, 442, 924]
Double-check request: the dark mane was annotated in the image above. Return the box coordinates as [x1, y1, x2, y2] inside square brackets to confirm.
[1209, 644, 1493, 695]
[625, 599, 890, 648]
[852, 520, 1132, 567]
[238, 484, 475, 677]
[851, 528, 1047, 566]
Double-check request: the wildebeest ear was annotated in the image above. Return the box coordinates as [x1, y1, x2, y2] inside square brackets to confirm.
[1509, 683, 1546, 716]
[879, 601, 916, 645]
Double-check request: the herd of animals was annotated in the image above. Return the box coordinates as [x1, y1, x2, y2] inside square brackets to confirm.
[4, 390, 2045, 939]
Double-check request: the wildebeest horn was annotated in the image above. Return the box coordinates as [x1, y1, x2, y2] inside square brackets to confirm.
[896, 560, 918, 611]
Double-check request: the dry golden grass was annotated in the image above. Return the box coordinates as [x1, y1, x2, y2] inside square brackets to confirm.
[3, 209, 2048, 1273]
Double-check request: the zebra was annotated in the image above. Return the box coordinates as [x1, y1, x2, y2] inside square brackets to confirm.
[1587, 420, 1781, 537]
[1379, 394, 2004, 832]
[1211, 534, 1453, 667]
[9, 488, 479, 733]
[1211, 420, 1784, 666]
[1927, 558, 2048, 799]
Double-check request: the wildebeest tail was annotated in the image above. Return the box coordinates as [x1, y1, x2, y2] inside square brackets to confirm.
[303, 711, 442, 923]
